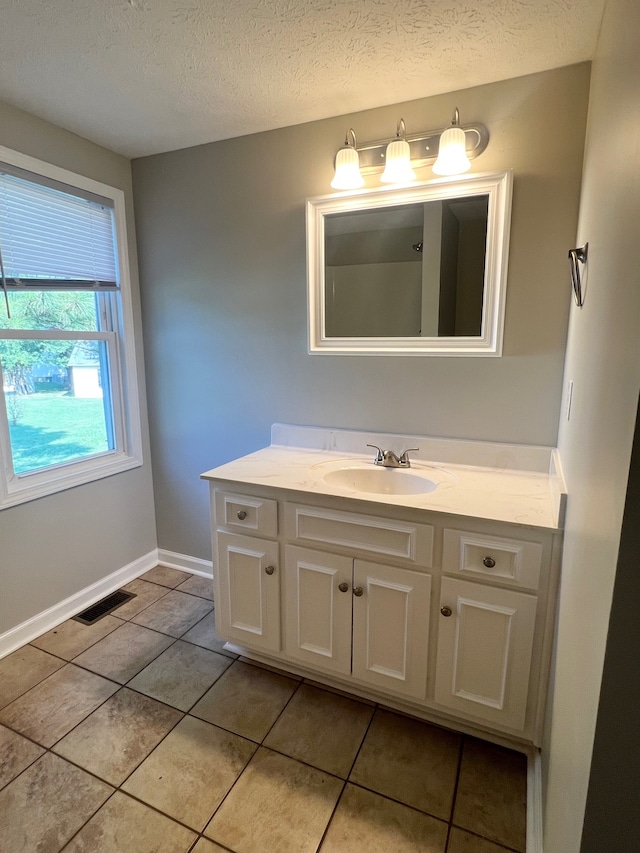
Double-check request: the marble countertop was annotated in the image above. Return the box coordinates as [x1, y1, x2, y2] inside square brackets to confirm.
[201, 426, 566, 530]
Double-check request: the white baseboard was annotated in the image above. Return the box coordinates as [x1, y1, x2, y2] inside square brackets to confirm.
[527, 749, 544, 853]
[158, 548, 213, 578]
[0, 549, 159, 659]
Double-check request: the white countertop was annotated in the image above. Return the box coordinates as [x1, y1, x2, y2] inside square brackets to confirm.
[201, 426, 566, 531]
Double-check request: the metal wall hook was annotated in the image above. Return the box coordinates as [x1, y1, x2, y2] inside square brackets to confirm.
[568, 242, 588, 307]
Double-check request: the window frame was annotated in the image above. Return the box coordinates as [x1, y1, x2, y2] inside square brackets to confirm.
[0, 146, 143, 508]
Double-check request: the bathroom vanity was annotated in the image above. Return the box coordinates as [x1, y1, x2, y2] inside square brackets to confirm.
[202, 425, 565, 748]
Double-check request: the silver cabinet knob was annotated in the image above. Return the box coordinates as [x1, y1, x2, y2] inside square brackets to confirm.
[236, 510, 247, 520]
[353, 586, 364, 597]
[265, 565, 275, 576]
[440, 606, 452, 617]
[483, 556, 496, 568]
[338, 582, 349, 593]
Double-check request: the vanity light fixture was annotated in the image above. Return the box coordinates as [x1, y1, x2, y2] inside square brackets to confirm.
[330, 110, 488, 190]
[433, 108, 471, 176]
[331, 128, 365, 190]
[380, 119, 416, 184]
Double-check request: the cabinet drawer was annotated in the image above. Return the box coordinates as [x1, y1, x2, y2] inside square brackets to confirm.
[284, 503, 433, 566]
[214, 490, 278, 537]
[443, 529, 542, 590]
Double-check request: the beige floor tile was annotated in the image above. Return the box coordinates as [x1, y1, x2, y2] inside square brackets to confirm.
[191, 661, 298, 741]
[264, 683, 374, 777]
[53, 687, 182, 785]
[63, 790, 196, 853]
[73, 621, 175, 683]
[31, 614, 123, 660]
[123, 714, 256, 830]
[117, 577, 172, 618]
[350, 709, 461, 820]
[453, 738, 527, 852]
[139, 565, 191, 588]
[0, 751, 112, 853]
[448, 826, 516, 853]
[0, 644, 64, 709]
[303, 677, 376, 705]
[192, 839, 229, 853]
[176, 574, 214, 600]
[320, 783, 448, 853]
[0, 663, 118, 747]
[0, 724, 45, 789]
[205, 747, 343, 853]
[237, 655, 303, 679]
[128, 640, 232, 710]
[182, 609, 238, 658]
[131, 589, 213, 637]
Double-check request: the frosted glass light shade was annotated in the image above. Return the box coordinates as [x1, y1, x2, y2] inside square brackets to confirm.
[433, 125, 471, 176]
[331, 145, 364, 189]
[380, 138, 416, 183]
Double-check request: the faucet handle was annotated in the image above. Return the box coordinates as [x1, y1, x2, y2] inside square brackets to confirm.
[366, 444, 384, 463]
[399, 448, 419, 466]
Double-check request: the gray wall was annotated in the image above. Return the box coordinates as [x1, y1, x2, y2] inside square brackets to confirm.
[580, 397, 640, 852]
[0, 101, 157, 635]
[542, 1, 640, 850]
[132, 64, 589, 560]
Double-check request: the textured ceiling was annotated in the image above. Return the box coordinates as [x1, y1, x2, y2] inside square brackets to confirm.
[0, 0, 605, 158]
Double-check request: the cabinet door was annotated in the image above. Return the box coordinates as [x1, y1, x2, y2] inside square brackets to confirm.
[283, 545, 352, 675]
[352, 560, 431, 700]
[216, 532, 280, 653]
[435, 577, 537, 731]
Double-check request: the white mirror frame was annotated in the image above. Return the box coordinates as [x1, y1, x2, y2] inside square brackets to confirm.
[306, 170, 513, 356]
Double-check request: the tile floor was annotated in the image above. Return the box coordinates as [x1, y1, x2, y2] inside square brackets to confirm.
[0, 566, 528, 853]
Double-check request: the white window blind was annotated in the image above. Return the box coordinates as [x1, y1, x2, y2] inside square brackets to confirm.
[0, 169, 118, 286]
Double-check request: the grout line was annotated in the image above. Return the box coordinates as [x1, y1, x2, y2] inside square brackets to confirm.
[313, 778, 348, 853]
[346, 778, 452, 824]
[447, 826, 523, 852]
[70, 636, 180, 686]
[186, 835, 235, 853]
[444, 731, 466, 851]
[0, 656, 68, 711]
[28, 616, 124, 662]
[258, 677, 304, 744]
[345, 701, 377, 779]
[194, 739, 260, 843]
[55, 785, 120, 852]
[0, 738, 45, 793]
[313, 702, 379, 852]
[110, 786, 205, 835]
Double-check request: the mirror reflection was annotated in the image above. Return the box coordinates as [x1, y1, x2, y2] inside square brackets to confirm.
[324, 195, 488, 338]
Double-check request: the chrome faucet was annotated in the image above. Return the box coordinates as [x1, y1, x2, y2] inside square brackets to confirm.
[366, 444, 419, 468]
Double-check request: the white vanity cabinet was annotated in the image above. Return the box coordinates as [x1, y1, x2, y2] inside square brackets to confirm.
[216, 532, 280, 653]
[209, 484, 560, 746]
[284, 545, 431, 700]
[433, 527, 545, 731]
[434, 577, 537, 731]
[214, 490, 281, 652]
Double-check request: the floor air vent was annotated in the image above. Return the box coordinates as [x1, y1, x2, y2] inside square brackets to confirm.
[73, 590, 136, 625]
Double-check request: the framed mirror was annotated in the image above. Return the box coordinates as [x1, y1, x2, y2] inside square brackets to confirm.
[306, 171, 512, 356]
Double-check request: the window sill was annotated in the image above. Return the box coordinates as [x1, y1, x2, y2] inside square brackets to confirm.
[0, 450, 143, 509]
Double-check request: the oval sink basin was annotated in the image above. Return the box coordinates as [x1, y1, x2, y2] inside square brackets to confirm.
[323, 466, 438, 496]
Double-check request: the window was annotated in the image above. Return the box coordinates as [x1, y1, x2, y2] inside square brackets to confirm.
[0, 147, 142, 508]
